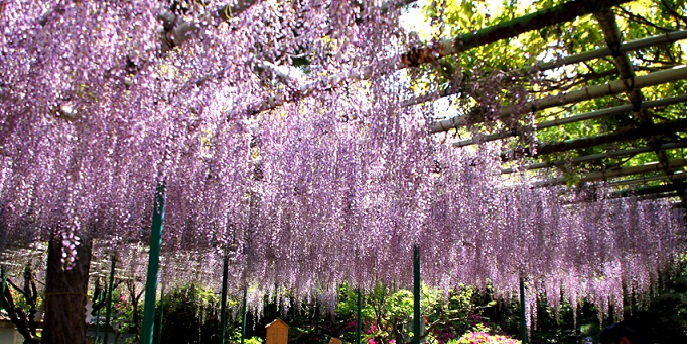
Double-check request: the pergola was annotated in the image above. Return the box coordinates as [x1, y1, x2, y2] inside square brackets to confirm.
[0, 1, 686, 344]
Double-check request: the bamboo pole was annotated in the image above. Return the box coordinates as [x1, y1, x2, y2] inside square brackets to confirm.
[401, 0, 632, 67]
[537, 94, 687, 129]
[595, 7, 679, 186]
[501, 117, 687, 160]
[501, 142, 687, 174]
[595, 9, 645, 112]
[455, 94, 687, 148]
[607, 171, 687, 187]
[141, 183, 166, 344]
[611, 183, 685, 198]
[536, 159, 687, 187]
[403, 29, 687, 108]
[432, 65, 687, 132]
[499, 65, 686, 114]
[532, 29, 687, 73]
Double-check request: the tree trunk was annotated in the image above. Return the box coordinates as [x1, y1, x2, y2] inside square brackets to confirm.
[41, 233, 92, 344]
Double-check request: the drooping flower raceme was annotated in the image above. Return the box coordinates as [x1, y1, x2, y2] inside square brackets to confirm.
[0, 0, 683, 324]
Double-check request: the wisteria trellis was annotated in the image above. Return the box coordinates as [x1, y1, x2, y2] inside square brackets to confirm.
[0, 0, 684, 331]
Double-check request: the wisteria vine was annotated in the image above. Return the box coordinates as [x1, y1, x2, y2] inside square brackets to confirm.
[0, 0, 684, 325]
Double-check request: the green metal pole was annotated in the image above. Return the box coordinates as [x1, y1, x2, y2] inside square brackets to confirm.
[0, 266, 6, 312]
[156, 284, 164, 344]
[520, 274, 528, 344]
[104, 259, 116, 344]
[141, 183, 166, 344]
[95, 287, 103, 344]
[357, 288, 362, 344]
[241, 287, 247, 344]
[219, 255, 229, 344]
[95, 309, 101, 343]
[413, 245, 421, 344]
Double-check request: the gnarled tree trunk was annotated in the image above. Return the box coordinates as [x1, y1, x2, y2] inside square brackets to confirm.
[41, 233, 92, 344]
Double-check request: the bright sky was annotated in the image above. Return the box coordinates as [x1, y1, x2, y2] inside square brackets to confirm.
[400, 0, 535, 34]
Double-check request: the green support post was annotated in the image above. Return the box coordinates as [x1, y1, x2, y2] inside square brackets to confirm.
[95, 309, 101, 343]
[413, 245, 421, 344]
[241, 287, 247, 344]
[219, 255, 229, 344]
[104, 258, 116, 344]
[357, 288, 362, 344]
[141, 183, 166, 344]
[520, 274, 528, 344]
[156, 284, 165, 344]
[1, 266, 6, 312]
[94, 288, 103, 343]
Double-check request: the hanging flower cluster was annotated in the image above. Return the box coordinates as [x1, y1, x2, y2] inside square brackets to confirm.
[0, 0, 683, 323]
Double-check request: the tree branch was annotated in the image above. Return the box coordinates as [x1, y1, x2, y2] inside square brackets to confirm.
[659, 0, 687, 27]
[617, 6, 676, 32]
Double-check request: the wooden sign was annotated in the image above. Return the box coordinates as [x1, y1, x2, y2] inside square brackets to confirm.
[328, 338, 342, 344]
[266, 318, 289, 344]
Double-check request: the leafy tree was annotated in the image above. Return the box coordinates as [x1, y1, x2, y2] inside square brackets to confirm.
[417, 0, 686, 179]
[152, 283, 222, 344]
[1, 265, 41, 344]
